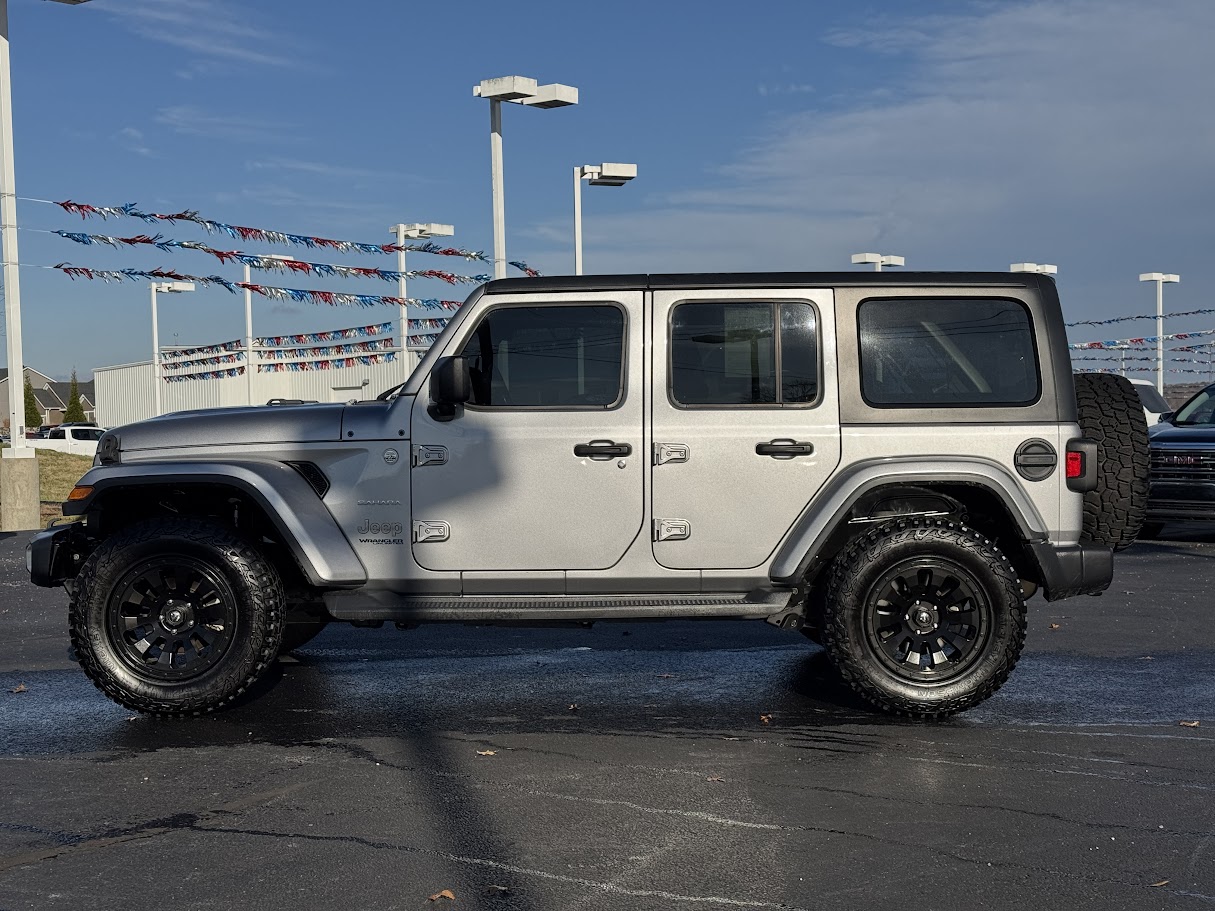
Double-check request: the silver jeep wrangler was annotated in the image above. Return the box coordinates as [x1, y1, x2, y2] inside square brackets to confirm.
[29, 272, 1149, 718]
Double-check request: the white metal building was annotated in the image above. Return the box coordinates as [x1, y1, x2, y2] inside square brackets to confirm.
[95, 351, 423, 428]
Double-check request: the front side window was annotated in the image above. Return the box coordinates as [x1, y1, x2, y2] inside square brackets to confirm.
[1174, 386, 1215, 425]
[458, 305, 625, 408]
[670, 302, 819, 406]
[859, 298, 1039, 407]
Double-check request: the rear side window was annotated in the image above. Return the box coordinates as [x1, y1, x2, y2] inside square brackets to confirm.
[670, 301, 819, 406]
[858, 298, 1039, 407]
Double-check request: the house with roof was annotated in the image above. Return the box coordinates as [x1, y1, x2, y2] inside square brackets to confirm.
[0, 367, 96, 433]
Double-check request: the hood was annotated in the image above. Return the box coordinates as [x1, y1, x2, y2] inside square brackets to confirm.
[113, 403, 347, 452]
[1149, 423, 1215, 447]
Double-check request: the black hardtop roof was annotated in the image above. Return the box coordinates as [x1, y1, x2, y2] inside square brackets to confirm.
[483, 271, 1054, 294]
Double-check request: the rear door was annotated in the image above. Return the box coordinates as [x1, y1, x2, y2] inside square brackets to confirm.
[650, 288, 841, 570]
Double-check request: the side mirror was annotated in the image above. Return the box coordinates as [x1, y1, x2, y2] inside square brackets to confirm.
[428, 356, 470, 421]
[1158, 412, 1174, 424]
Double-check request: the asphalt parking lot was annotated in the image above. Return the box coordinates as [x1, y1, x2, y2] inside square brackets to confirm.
[1, 529, 1213, 911]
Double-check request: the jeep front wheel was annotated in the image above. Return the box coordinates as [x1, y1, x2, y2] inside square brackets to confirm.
[69, 518, 284, 715]
[821, 518, 1027, 718]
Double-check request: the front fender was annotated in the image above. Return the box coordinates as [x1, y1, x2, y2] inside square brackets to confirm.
[65, 460, 367, 587]
[769, 457, 1048, 584]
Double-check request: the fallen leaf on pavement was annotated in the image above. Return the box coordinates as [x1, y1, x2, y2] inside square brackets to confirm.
[486, 885, 511, 894]
[1048, 623, 1061, 630]
[706, 776, 725, 782]
[1152, 880, 1170, 887]
[760, 714, 772, 724]
[428, 889, 456, 901]
[1179, 721, 1200, 728]
[723, 736, 741, 741]
[476, 750, 497, 756]
[568, 703, 579, 711]
[656, 674, 676, 679]
[9, 683, 27, 694]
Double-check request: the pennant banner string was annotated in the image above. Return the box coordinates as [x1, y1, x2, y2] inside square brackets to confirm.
[45, 199, 541, 275]
[50, 231, 491, 284]
[46, 262, 464, 311]
[260, 339, 399, 360]
[160, 339, 243, 360]
[257, 352, 397, 373]
[1066, 308, 1215, 327]
[254, 321, 393, 347]
[164, 366, 246, 383]
[1069, 327, 1215, 349]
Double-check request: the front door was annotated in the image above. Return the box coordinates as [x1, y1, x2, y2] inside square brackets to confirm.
[410, 292, 644, 573]
[650, 289, 842, 570]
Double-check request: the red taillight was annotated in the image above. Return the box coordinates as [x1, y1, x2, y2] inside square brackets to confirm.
[1066, 451, 1084, 479]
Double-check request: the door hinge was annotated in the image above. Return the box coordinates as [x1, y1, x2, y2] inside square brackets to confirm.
[653, 442, 689, 466]
[412, 520, 450, 543]
[412, 444, 448, 467]
[653, 518, 691, 542]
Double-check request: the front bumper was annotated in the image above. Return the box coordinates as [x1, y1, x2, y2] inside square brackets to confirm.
[1147, 480, 1215, 523]
[26, 522, 83, 588]
[1030, 541, 1113, 601]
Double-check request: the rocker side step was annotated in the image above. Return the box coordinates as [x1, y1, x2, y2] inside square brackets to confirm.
[323, 590, 794, 623]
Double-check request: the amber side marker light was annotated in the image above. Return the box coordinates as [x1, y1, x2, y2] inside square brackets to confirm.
[67, 486, 93, 501]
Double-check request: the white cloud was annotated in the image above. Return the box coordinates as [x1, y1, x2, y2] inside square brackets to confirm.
[100, 0, 298, 68]
[155, 106, 292, 143]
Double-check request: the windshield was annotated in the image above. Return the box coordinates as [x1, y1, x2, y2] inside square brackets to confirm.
[1173, 385, 1215, 425]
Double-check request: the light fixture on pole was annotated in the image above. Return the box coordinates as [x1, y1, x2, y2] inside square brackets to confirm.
[1, 0, 91, 531]
[390, 223, 454, 362]
[851, 252, 905, 272]
[573, 162, 636, 275]
[150, 281, 195, 417]
[473, 75, 578, 279]
[1010, 262, 1058, 275]
[1139, 272, 1180, 395]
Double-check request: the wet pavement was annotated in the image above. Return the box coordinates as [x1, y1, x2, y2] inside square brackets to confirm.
[1, 529, 1213, 910]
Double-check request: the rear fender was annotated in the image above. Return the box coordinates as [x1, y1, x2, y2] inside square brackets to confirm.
[770, 457, 1048, 585]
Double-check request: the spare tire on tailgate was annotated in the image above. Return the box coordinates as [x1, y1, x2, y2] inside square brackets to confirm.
[1072, 372, 1150, 550]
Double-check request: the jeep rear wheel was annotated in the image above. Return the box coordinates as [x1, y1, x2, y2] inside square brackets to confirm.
[821, 518, 1027, 718]
[69, 518, 284, 716]
[1072, 372, 1150, 550]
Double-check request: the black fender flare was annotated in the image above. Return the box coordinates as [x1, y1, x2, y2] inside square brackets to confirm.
[769, 457, 1049, 585]
[64, 461, 367, 588]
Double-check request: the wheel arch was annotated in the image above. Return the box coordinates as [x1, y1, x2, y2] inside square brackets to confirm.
[66, 461, 366, 588]
[770, 458, 1050, 590]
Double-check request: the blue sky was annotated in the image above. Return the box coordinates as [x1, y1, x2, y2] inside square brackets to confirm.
[3, 0, 1214, 380]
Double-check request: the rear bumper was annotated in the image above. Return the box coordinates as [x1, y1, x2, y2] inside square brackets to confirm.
[1030, 541, 1113, 601]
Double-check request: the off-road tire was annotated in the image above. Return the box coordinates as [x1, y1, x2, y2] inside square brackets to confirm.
[68, 518, 284, 716]
[1072, 373, 1150, 550]
[820, 518, 1027, 718]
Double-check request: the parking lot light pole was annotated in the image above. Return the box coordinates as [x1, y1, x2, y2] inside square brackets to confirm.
[573, 163, 636, 275]
[1139, 272, 1180, 395]
[151, 281, 195, 417]
[1, 0, 91, 531]
[851, 253, 905, 272]
[390, 222, 454, 363]
[473, 76, 578, 279]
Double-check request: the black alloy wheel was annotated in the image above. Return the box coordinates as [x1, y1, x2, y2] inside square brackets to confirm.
[862, 559, 990, 684]
[107, 555, 238, 682]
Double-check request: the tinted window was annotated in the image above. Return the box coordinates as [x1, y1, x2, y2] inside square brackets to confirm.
[859, 298, 1039, 406]
[459, 305, 624, 408]
[1174, 385, 1215, 425]
[671, 302, 818, 406]
[73, 428, 105, 441]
